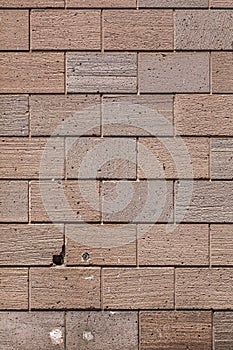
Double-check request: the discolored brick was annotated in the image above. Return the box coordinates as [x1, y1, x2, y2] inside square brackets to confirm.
[214, 312, 233, 350]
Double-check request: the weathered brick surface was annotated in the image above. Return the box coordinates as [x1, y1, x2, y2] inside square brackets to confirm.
[211, 138, 233, 179]
[104, 10, 173, 50]
[0, 312, 65, 349]
[0, 10, 29, 50]
[0, 224, 63, 266]
[214, 312, 233, 350]
[140, 311, 212, 350]
[31, 10, 101, 50]
[0, 269, 28, 310]
[67, 53, 137, 93]
[66, 311, 138, 349]
[0, 181, 28, 222]
[0, 95, 29, 136]
[139, 53, 210, 93]
[176, 181, 233, 222]
[0, 53, 64, 93]
[211, 0, 233, 7]
[175, 95, 233, 136]
[0, 0, 64, 7]
[212, 52, 233, 93]
[103, 268, 174, 309]
[176, 268, 233, 309]
[30, 267, 100, 309]
[211, 225, 233, 266]
[138, 137, 209, 179]
[138, 224, 209, 266]
[67, 0, 136, 7]
[176, 10, 233, 50]
[139, 0, 208, 7]
[66, 224, 136, 265]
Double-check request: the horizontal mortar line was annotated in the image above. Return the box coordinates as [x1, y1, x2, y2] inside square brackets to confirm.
[2, 135, 233, 139]
[0, 178, 233, 182]
[65, 264, 211, 268]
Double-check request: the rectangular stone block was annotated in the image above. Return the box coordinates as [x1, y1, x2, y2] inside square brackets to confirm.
[176, 268, 233, 309]
[140, 311, 212, 350]
[104, 10, 173, 50]
[0, 269, 28, 310]
[175, 95, 233, 136]
[211, 225, 233, 266]
[66, 224, 136, 266]
[214, 312, 233, 350]
[211, 0, 233, 7]
[212, 52, 233, 93]
[103, 268, 174, 309]
[102, 180, 173, 223]
[0, 53, 64, 93]
[67, 53, 137, 93]
[102, 95, 174, 136]
[31, 10, 101, 50]
[66, 137, 136, 179]
[0, 312, 65, 350]
[138, 224, 209, 266]
[211, 138, 233, 179]
[176, 10, 233, 50]
[0, 95, 28, 136]
[0, 181, 28, 222]
[0, 224, 63, 266]
[0, 138, 64, 179]
[139, 0, 208, 7]
[30, 267, 100, 309]
[30, 181, 100, 222]
[0, 10, 28, 50]
[0, 0, 64, 7]
[138, 137, 209, 179]
[139, 53, 209, 93]
[175, 181, 233, 223]
[66, 311, 138, 350]
[67, 0, 136, 7]
[30, 94, 100, 136]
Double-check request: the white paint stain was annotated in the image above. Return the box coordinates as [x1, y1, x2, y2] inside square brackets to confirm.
[84, 275, 94, 280]
[49, 328, 63, 345]
[83, 331, 94, 341]
[110, 311, 116, 315]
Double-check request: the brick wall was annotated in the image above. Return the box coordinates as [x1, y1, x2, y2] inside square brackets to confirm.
[0, 1, 233, 349]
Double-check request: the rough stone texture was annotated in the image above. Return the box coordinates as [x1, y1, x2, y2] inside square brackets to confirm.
[0, 181, 28, 222]
[139, 0, 208, 7]
[30, 267, 100, 309]
[0, 95, 29, 136]
[211, 0, 233, 7]
[66, 137, 137, 179]
[211, 138, 233, 179]
[102, 95, 174, 136]
[103, 268, 174, 309]
[175, 181, 233, 223]
[67, 0, 136, 7]
[0, 312, 65, 349]
[138, 224, 209, 266]
[66, 224, 136, 265]
[67, 53, 137, 93]
[175, 95, 233, 136]
[0, 138, 64, 179]
[212, 52, 233, 93]
[176, 268, 233, 309]
[176, 10, 233, 50]
[0, 53, 64, 93]
[0, 224, 63, 266]
[214, 312, 233, 350]
[66, 311, 138, 349]
[102, 180, 173, 223]
[211, 225, 233, 266]
[0, 0, 64, 7]
[31, 10, 101, 50]
[140, 311, 212, 350]
[0, 269, 28, 309]
[104, 10, 173, 50]
[139, 53, 210, 93]
[30, 94, 101, 136]
[30, 181, 100, 222]
[138, 137, 209, 179]
[0, 10, 29, 50]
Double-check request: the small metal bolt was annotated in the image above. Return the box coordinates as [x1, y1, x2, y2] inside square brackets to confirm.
[82, 252, 90, 262]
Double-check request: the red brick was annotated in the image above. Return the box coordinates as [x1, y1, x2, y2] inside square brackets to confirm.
[0, 53, 64, 93]
[103, 268, 174, 309]
[211, 225, 233, 266]
[139, 0, 208, 7]
[30, 267, 100, 309]
[0, 0, 64, 7]
[212, 52, 233, 93]
[211, 138, 233, 179]
[67, 0, 136, 7]
[211, 0, 233, 7]
[104, 10, 173, 50]
[214, 312, 233, 350]
[31, 10, 101, 50]
[0, 10, 28, 50]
